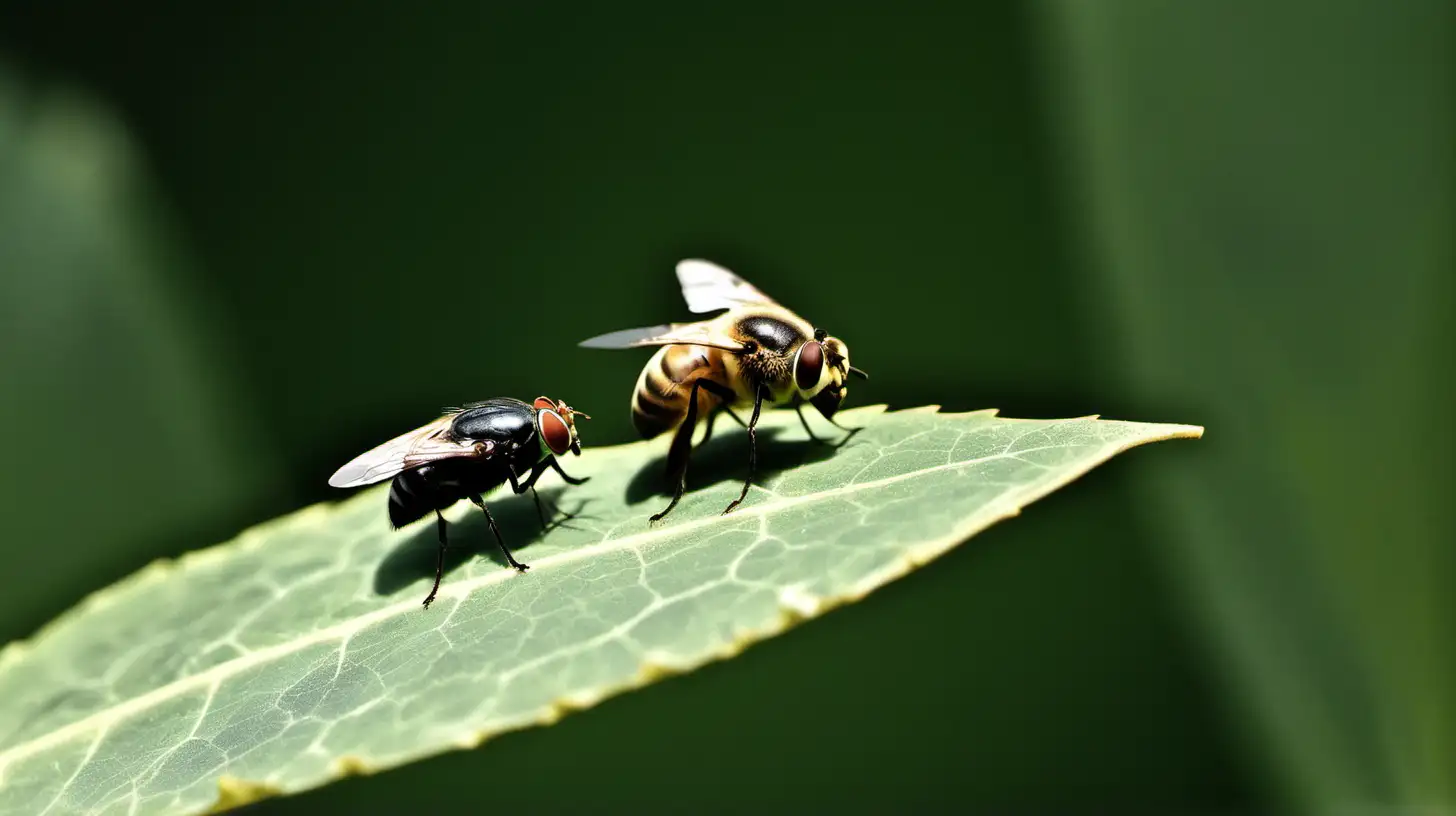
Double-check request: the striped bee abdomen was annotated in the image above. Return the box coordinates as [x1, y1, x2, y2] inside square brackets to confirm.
[631, 344, 726, 439]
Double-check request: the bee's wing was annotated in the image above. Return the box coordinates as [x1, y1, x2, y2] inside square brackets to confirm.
[578, 321, 748, 352]
[327, 414, 479, 488]
[675, 259, 779, 314]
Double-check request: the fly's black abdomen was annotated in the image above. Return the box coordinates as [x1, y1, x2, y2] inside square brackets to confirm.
[387, 470, 428, 529]
[386, 458, 511, 529]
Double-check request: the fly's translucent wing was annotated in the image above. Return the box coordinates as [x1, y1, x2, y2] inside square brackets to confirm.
[577, 321, 747, 352]
[328, 414, 483, 488]
[675, 259, 779, 314]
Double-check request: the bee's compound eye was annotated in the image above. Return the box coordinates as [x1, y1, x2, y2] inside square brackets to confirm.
[533, 397, 555, 412]
[539, 410, 573, 456]
[795, 340, 825, 392]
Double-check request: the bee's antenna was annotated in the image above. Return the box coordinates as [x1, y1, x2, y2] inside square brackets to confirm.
[849, 366, 869, 380]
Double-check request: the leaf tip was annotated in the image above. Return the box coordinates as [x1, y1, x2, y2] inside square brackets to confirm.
[206, 774, 283, 814]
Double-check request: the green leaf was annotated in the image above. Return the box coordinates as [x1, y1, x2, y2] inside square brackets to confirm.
[0, 405, 1200, 815]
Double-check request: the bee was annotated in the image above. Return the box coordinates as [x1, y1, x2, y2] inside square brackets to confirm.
[328, 396, 590, 608]
[579, 259, 866, 522]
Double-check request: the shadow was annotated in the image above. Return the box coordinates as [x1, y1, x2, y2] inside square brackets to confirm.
[625, 422, 858, 507]
[372, 485, 593, 597]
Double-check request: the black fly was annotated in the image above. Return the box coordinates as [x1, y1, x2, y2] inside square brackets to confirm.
[328, 396, 590, 608]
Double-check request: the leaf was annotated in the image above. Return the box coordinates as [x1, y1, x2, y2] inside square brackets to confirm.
[0, 405, 1200, 815]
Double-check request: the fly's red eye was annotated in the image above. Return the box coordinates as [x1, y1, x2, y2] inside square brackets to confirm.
[539, 410, 573, 456]
[795, 340, 824, 391]
[533, 397, 555, 412]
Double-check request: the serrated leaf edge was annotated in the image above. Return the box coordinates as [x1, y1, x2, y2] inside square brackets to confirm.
[0, 406, 1202, 813]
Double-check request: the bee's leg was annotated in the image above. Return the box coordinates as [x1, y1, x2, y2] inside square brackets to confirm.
[723, 384, 766, 515]
[698, 408, 719, 447]
[795, 403, 826, 444]
[652, 403, 700, 523]
[470, 493, 530, 572]
[699, 405, 748, 447]
[652, 377, 732, 523]
[798, 402, 862, 447]
[423, 511, 449, 609]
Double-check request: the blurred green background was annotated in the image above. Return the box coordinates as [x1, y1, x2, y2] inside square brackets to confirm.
[0, 2, 1449, 813]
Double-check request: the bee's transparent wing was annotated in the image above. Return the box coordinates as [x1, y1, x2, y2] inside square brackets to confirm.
[674, 259, 779, 314]
[327, 414, 479, 488]
[577, 321, 747, 352]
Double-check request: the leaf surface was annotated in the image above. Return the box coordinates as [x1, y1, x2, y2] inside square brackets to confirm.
[0, 405, 1200, 815]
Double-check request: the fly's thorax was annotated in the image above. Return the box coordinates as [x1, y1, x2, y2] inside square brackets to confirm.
[448, 398, 534, 443]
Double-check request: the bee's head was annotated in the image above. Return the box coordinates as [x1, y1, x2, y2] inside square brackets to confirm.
[793, 328, 867, 420]
[534, 396, 590, 457]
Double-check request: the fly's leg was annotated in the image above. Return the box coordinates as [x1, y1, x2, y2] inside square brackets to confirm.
[423, 511, 449, 609]
[470, 493, 530, 572]
[509, 462, 549, 530]
[549, 458, 589, 485]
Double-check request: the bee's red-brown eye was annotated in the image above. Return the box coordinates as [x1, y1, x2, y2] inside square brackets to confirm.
[533, 397, 555, 412]
[539, 410, 573, 456]
[795, 340, 824, 391]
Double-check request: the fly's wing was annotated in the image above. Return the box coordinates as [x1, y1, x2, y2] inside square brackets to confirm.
[577, 321, 747, 352]
[675, 259, 779, 314]
[327, 414, 480, 488]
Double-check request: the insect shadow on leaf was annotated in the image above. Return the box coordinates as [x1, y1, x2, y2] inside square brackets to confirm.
[372, 485, 589, 598]
[624, 421, 848, 509]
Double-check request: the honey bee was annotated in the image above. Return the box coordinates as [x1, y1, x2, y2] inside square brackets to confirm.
[579, 259, 866, 522]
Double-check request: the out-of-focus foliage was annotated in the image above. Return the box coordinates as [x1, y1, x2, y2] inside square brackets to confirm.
[0, 0, 1447, 812]
[0, 65, 276, 646]
[1041, 0, 1454, 811]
